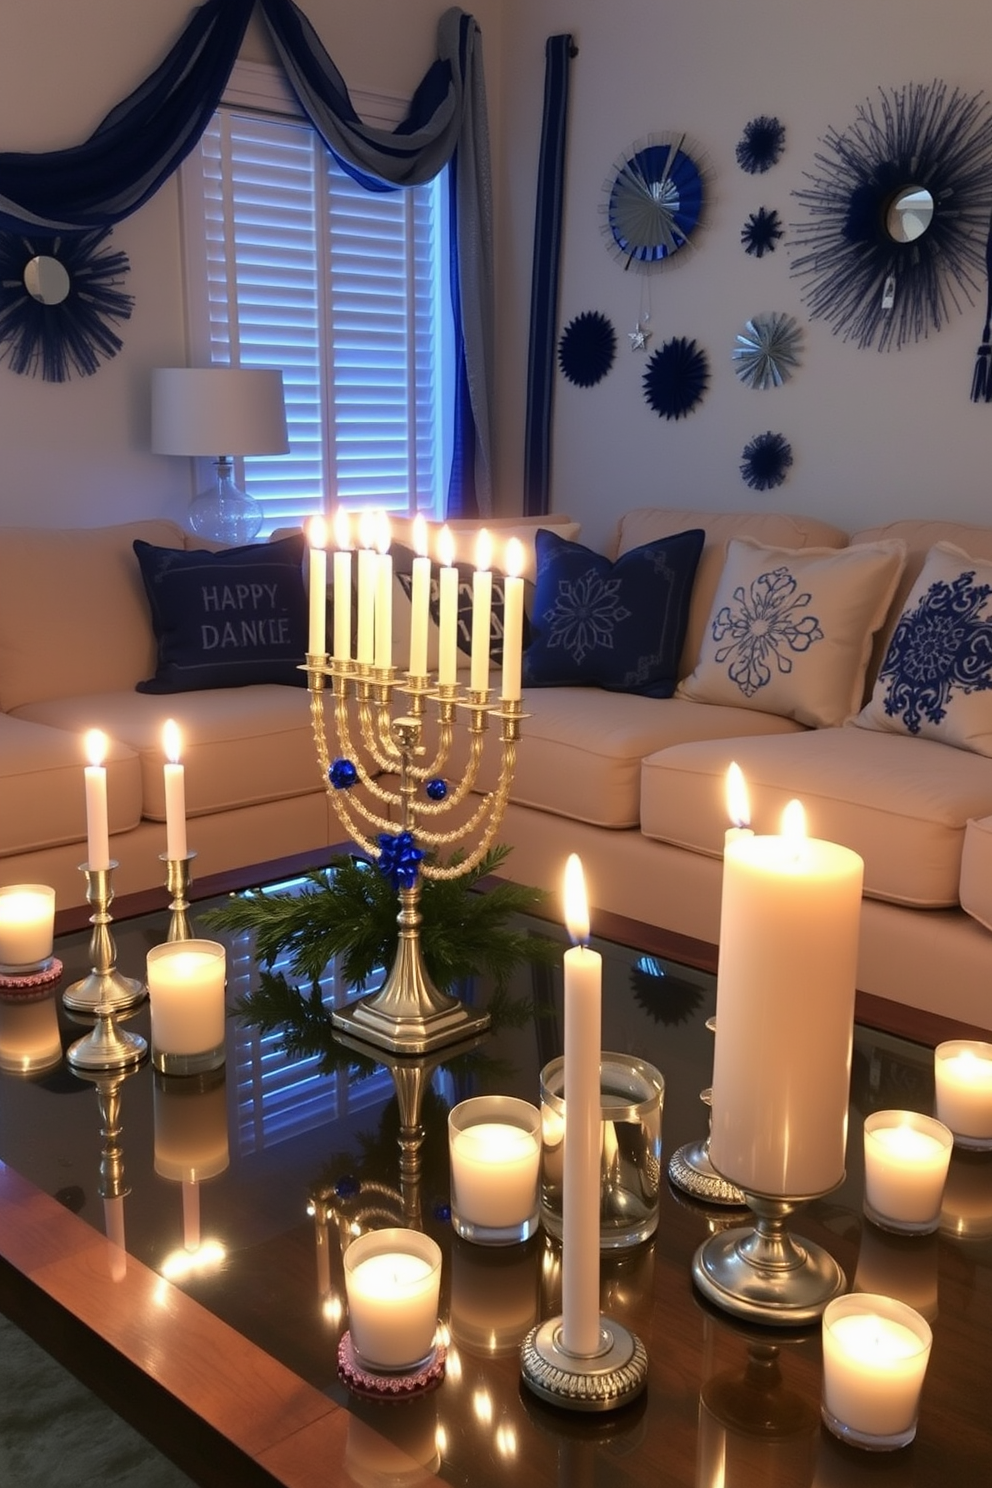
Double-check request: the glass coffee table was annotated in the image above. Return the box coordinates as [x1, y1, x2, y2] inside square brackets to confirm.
[0, 850, 989, 1487]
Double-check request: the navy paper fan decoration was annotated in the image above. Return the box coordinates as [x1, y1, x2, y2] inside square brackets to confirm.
[736, 116, 786, 174]
[643, 337, 709, 420]
[558, 310, 616, 387]
[740, 430, 793, 490]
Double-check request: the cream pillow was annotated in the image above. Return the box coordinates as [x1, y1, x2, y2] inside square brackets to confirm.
[677, 537, 906, 728]
[853, 542, 992, 755]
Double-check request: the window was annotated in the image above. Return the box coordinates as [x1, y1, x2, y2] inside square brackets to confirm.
[180, 63, 453, 535]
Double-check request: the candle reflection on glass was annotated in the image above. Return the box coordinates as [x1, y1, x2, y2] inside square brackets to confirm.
[0, 995, 62, 1073]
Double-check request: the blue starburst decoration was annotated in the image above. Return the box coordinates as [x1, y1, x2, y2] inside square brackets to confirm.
[741, 206, 783, 258]
[329, 758, 358, 790]
[643, 337, 709, 420]
[558, 310, 616, 387]
[713, 567, 823, 698]
[879, 570, 992, 733]
[740, 431, 794, 491]
[736, 116, 786, 174]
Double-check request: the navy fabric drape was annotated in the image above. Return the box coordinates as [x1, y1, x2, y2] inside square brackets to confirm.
[0, 0, 493, 514]
[523, 35, 575, 517]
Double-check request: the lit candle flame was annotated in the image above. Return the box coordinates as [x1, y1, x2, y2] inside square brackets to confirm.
[333, 506, 351, 550]
[358, 508, 376, 550]
[84, 729, 107, 767]
[413, 512, 429, 560]
[563, 852, 590, 946]
[438, 524, 455, 568]
[475, 527, 492, 573]
[308, 514, 327, 550]
[782, 798, 807, 846]
[505, 536, 524, 580]
[725, 761, 750, 828]
[162, 718, 182, 764]
[374, 510, 391, 556]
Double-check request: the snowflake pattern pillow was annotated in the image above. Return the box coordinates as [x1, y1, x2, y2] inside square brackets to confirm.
[677, 536, 906, 727]
[522, 527, 705, 696]
[853, 542, 992, 754]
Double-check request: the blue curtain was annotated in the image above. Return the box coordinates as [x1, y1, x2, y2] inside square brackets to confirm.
[0, 0, 493, 515]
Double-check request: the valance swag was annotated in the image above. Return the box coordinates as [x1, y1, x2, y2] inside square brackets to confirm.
[0, 0, 493, 511]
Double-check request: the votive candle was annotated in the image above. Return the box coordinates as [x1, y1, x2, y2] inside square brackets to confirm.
[344, 1227, 442, 1371]
[821, 1293, 932, 1450]
[147, 939, 227, 1076]
[162, 719, 187, 861]
[0, 884, 55, 969]
[934, 1040, 992, 1149]
[83, 729, 111, 871]
[448, 1095, 541, 1244]
[863, 1110, 953, 1234]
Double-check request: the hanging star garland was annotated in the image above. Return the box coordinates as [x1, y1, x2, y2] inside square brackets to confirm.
[628, 322, 652, 352]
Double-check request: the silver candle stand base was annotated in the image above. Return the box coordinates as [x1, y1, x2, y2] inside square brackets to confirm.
[161, 851, 196, 942]
[520, 1316, 648, 1413]
[62, 863, 146, 1015]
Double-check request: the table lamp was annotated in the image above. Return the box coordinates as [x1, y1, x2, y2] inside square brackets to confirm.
[151, 366, 289, 543]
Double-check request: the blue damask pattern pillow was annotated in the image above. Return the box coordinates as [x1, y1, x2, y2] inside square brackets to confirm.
[133, 535, 308, 693]
[522, 527, 705, 696]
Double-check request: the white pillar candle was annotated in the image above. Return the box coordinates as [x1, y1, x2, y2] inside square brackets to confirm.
[470, 528, 493, 695]
[356, 509, 377, 665]
[863, 1111, 953, 1233]
[724, 761, 753, 847]
[332, 507, 352, 663]
[83, 729, 111, 870]
[561, 853, 602, 1358]
[500, 537, 525, 703]
[409, 512, 432, 677]
[147, 940, 226, 1072]
[437, 525, 459, 687]
[374, 510, 392, 670]
[821, 1294, 932, 1448]
[448, 1096, 541, 1239]
[307, 514, 327, 657]
[343, 1227, 442, 1371]
[162, 719, 187, 862]
[709, 801, 863, 1197]
[0, 884, 55, 969]
[934, 1040, 992, 1148]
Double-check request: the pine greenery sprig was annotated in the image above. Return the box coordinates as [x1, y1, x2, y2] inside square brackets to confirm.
[201, 844, 559, 995]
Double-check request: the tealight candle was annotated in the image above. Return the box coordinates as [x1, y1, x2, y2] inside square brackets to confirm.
[0, 884, 55, 970]
[863, 1111, 953, 1234]
[147, 939, 227, 1077]
[448, 1095, 541, 1245]
[934, 1040, 992, 1150]
[821, 1293, 932, 1450]
[343, 1227, 442, 1372]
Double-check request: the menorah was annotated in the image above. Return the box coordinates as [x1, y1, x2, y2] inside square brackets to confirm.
[305, 515, 526, 1057]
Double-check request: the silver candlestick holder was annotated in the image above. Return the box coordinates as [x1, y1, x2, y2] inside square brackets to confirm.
[520, 1314, 648, 1414]
[62, 863, 146, 1014]
[692, 1187, 846, 1326]
[669, 1018, 746, 1207]
[161, 851, 196, 941]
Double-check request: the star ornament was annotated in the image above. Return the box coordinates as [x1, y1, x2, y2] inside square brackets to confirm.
[628, 322, 652, 351]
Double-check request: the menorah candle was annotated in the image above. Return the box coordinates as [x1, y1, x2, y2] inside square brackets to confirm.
[437, 524, 459, 687]
[356, 509, 376, 665]
[344, 1228, 442, 1371]
[470, 528, 492, 694]
[934, 1041, 992, 1148]
[561, 853, 602, 1357]
[162, 719, 187, 862]
[0, 885, 55, 969]
[83, 729, 111, 870]
[332, 506, 352, 662]
[709, 800, 863, 1197]
[500, 537, 524, 703]
[724, 761, 753, 847]
[307, 514, 327, 657]
[374, 511, 392, 670]
[409, 512, 432, 677]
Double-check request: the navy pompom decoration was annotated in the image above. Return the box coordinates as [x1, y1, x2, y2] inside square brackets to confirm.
[558, 310, 616, 388]
[740, 431, 793, 491]
[735, 116, 786, 174]
[741, 206, 783, 258]
[643, 337, 709, 420]
[329, 758, 358, 790]
[425, 778, 448, 801]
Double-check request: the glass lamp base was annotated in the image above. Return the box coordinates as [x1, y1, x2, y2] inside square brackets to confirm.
[187, 459, 263, 544]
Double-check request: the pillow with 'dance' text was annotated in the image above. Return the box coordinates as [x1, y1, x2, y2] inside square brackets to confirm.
[853, 542, 992, 755]
[133, 535, 308, 693]
[677, 536, 907, 728]
[522, 526, 705, 696]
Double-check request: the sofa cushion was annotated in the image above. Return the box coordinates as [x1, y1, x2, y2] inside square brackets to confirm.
[960, 815, 992, 931]
[0, 519, 188, 712]
[523, 527, 705, 697]
[133, 535, 308, 693]
[481, 689, 803, 829]
[640, 727, 992, 907]
[13, 686, 318, 821]
[853, 543, 992, 756]
[613, 508, 848, 679]
[677, 538, 906, 727]
[0, 713, 141, 858]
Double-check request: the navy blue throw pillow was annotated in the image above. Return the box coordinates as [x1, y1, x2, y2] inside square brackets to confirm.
[133, 535, 308, 693]
[522, 527, 705, 696]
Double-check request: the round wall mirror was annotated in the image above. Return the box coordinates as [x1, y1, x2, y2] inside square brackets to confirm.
[885, 187, 935, 244]
[23, 254, 71, 306]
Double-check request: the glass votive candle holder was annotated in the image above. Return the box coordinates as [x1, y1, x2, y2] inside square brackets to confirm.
[934, 1040, 992, 1150]
[343, 1228, 443, 1373]
[540, 1052, 664, 1249]
[146, 939, 227, 1076]
[0, 885, 55, 973]
[821, 1293, 933, 1451]
[448, 1095, 541, 1245]
[863, 1110, 953, 1235]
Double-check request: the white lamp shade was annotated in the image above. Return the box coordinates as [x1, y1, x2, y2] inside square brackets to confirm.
[152, 367, 289, 457]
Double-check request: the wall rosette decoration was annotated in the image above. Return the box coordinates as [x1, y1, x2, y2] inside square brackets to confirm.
[733, 313, 803, 390]
[643, 337, 709, 420]
[601, 134, 707, 272]
[557, 310, 616, 388]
